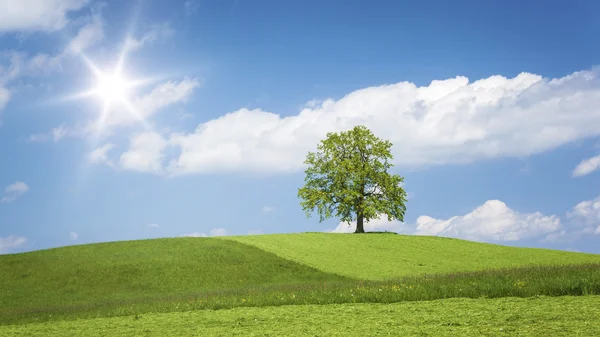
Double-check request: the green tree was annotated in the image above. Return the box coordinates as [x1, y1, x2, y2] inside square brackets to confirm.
[298, 125, 408, 233]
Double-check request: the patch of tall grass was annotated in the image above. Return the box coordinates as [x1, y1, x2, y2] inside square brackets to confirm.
[3, 263, 599, 325]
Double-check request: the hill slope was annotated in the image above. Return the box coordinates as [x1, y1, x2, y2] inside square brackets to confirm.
[2, 234, 600, 325]
[224, 233, 600, 280]
[0, 238, 349, 313]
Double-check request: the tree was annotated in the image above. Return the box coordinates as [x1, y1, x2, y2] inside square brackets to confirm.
[298, 125, 408, 233]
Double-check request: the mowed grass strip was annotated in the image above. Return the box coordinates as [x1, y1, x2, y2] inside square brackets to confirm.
[224, 233, 600, 280]
[0, 238, 350, 321]
[2, 296, 600, 336]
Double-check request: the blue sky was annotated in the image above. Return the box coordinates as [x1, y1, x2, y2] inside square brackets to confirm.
[1, 0, 599, 254]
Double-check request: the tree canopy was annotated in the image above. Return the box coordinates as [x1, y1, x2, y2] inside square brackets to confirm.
[298, 125, 408, 233]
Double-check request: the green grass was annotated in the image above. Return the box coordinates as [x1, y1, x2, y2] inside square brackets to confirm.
[0, 237, 350, 324]
[2, 296, 599, 336]
[2, 237, 600, 325]
[224, 233, 600, 280]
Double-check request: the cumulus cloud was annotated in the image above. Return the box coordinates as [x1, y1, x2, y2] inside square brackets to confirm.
[0, 0, 89, 32]
[573, 155, 600, 177]
[147, 223, 160, 229]
[181, 228, 228, 237]
[153, 68, 600, 175]
[210, 228, 228, 236]
[0, 235, 28, 254]
[89, 143, 116, 167]
[329, 195, 600, 243]
[261, 206, 276, 214]
[69, 232, 78, 240]
[1, 181, 29, 203]
[559, 196, 600, 239]
[414, 200, 561, 242]
[182, 232, 207, 237]
[120, 132, 167, 174]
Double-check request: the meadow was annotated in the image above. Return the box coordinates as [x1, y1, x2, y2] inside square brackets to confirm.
[225, 233, 600, 280]
[2, 296, 600, 336]
[2, 233, 600, 335]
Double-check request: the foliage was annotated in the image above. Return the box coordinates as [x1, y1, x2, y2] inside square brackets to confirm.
[298, 125, 407, 233]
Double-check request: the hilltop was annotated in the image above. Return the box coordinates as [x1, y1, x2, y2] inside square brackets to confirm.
[224, 233, 600, 280]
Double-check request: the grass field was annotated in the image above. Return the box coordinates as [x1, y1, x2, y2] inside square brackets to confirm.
[2, 234, 600, 328]
[0, 237, 350, 324]
[2, 296, 599, 336]
[224, 233, 600, 280]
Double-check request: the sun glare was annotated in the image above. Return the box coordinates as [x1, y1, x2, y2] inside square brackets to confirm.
[94, 72, 131, 105]
[59, 37, 165, 140]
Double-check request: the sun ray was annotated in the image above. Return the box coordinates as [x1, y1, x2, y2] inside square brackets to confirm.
[80, 54, 104, 78]
[116, 39, 131, 75]
[123, 100, 151, 130]
[63, 47, 158, 136]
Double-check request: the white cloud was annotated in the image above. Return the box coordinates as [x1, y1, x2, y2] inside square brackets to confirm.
[28, 125, 70, 142]
[0, 235, 27, 254]
[181, 228, 228, 237]
[210, 228, 228, 237]
[573, 155, 600, 177]
[1, 181, 29, 203]
[147, 223, 159, 229]
[125, 22, 174, 52]
[327, 195, 600, 243]
[261, 206, 276, 214]
[182, 232, 207, 237]
[65, 12, 104, 54]
[0, 86, 10, 111]
[91, 78, 199, 133]
[53, 125, 69, 141]
[0, 7, 103, 109]
[69, 232, 78, 240]
[89, 143, 116, 167]
[120, 132, 166, 174]
[160, 68, 600, 175]
[184, 1, 200, 15]
[0, 0, 89, 32]
[5, 182, 29, 194]
[563, 196, 600, 238]
[414, 200, 561, 242]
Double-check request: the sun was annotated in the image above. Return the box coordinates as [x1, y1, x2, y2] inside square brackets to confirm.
[59, 39, 163, 136]
[94, 72, 131, 105]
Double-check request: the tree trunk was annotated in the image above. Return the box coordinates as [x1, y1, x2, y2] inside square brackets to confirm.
[355, 214, 365, 233]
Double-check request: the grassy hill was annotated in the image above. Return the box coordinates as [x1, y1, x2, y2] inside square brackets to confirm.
[2, 233, 600, 329]
[224, 233, 600, 280]
[0, 237, 349, 323]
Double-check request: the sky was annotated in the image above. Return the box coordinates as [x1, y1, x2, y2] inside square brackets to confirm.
[1, 0, 600, 255]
